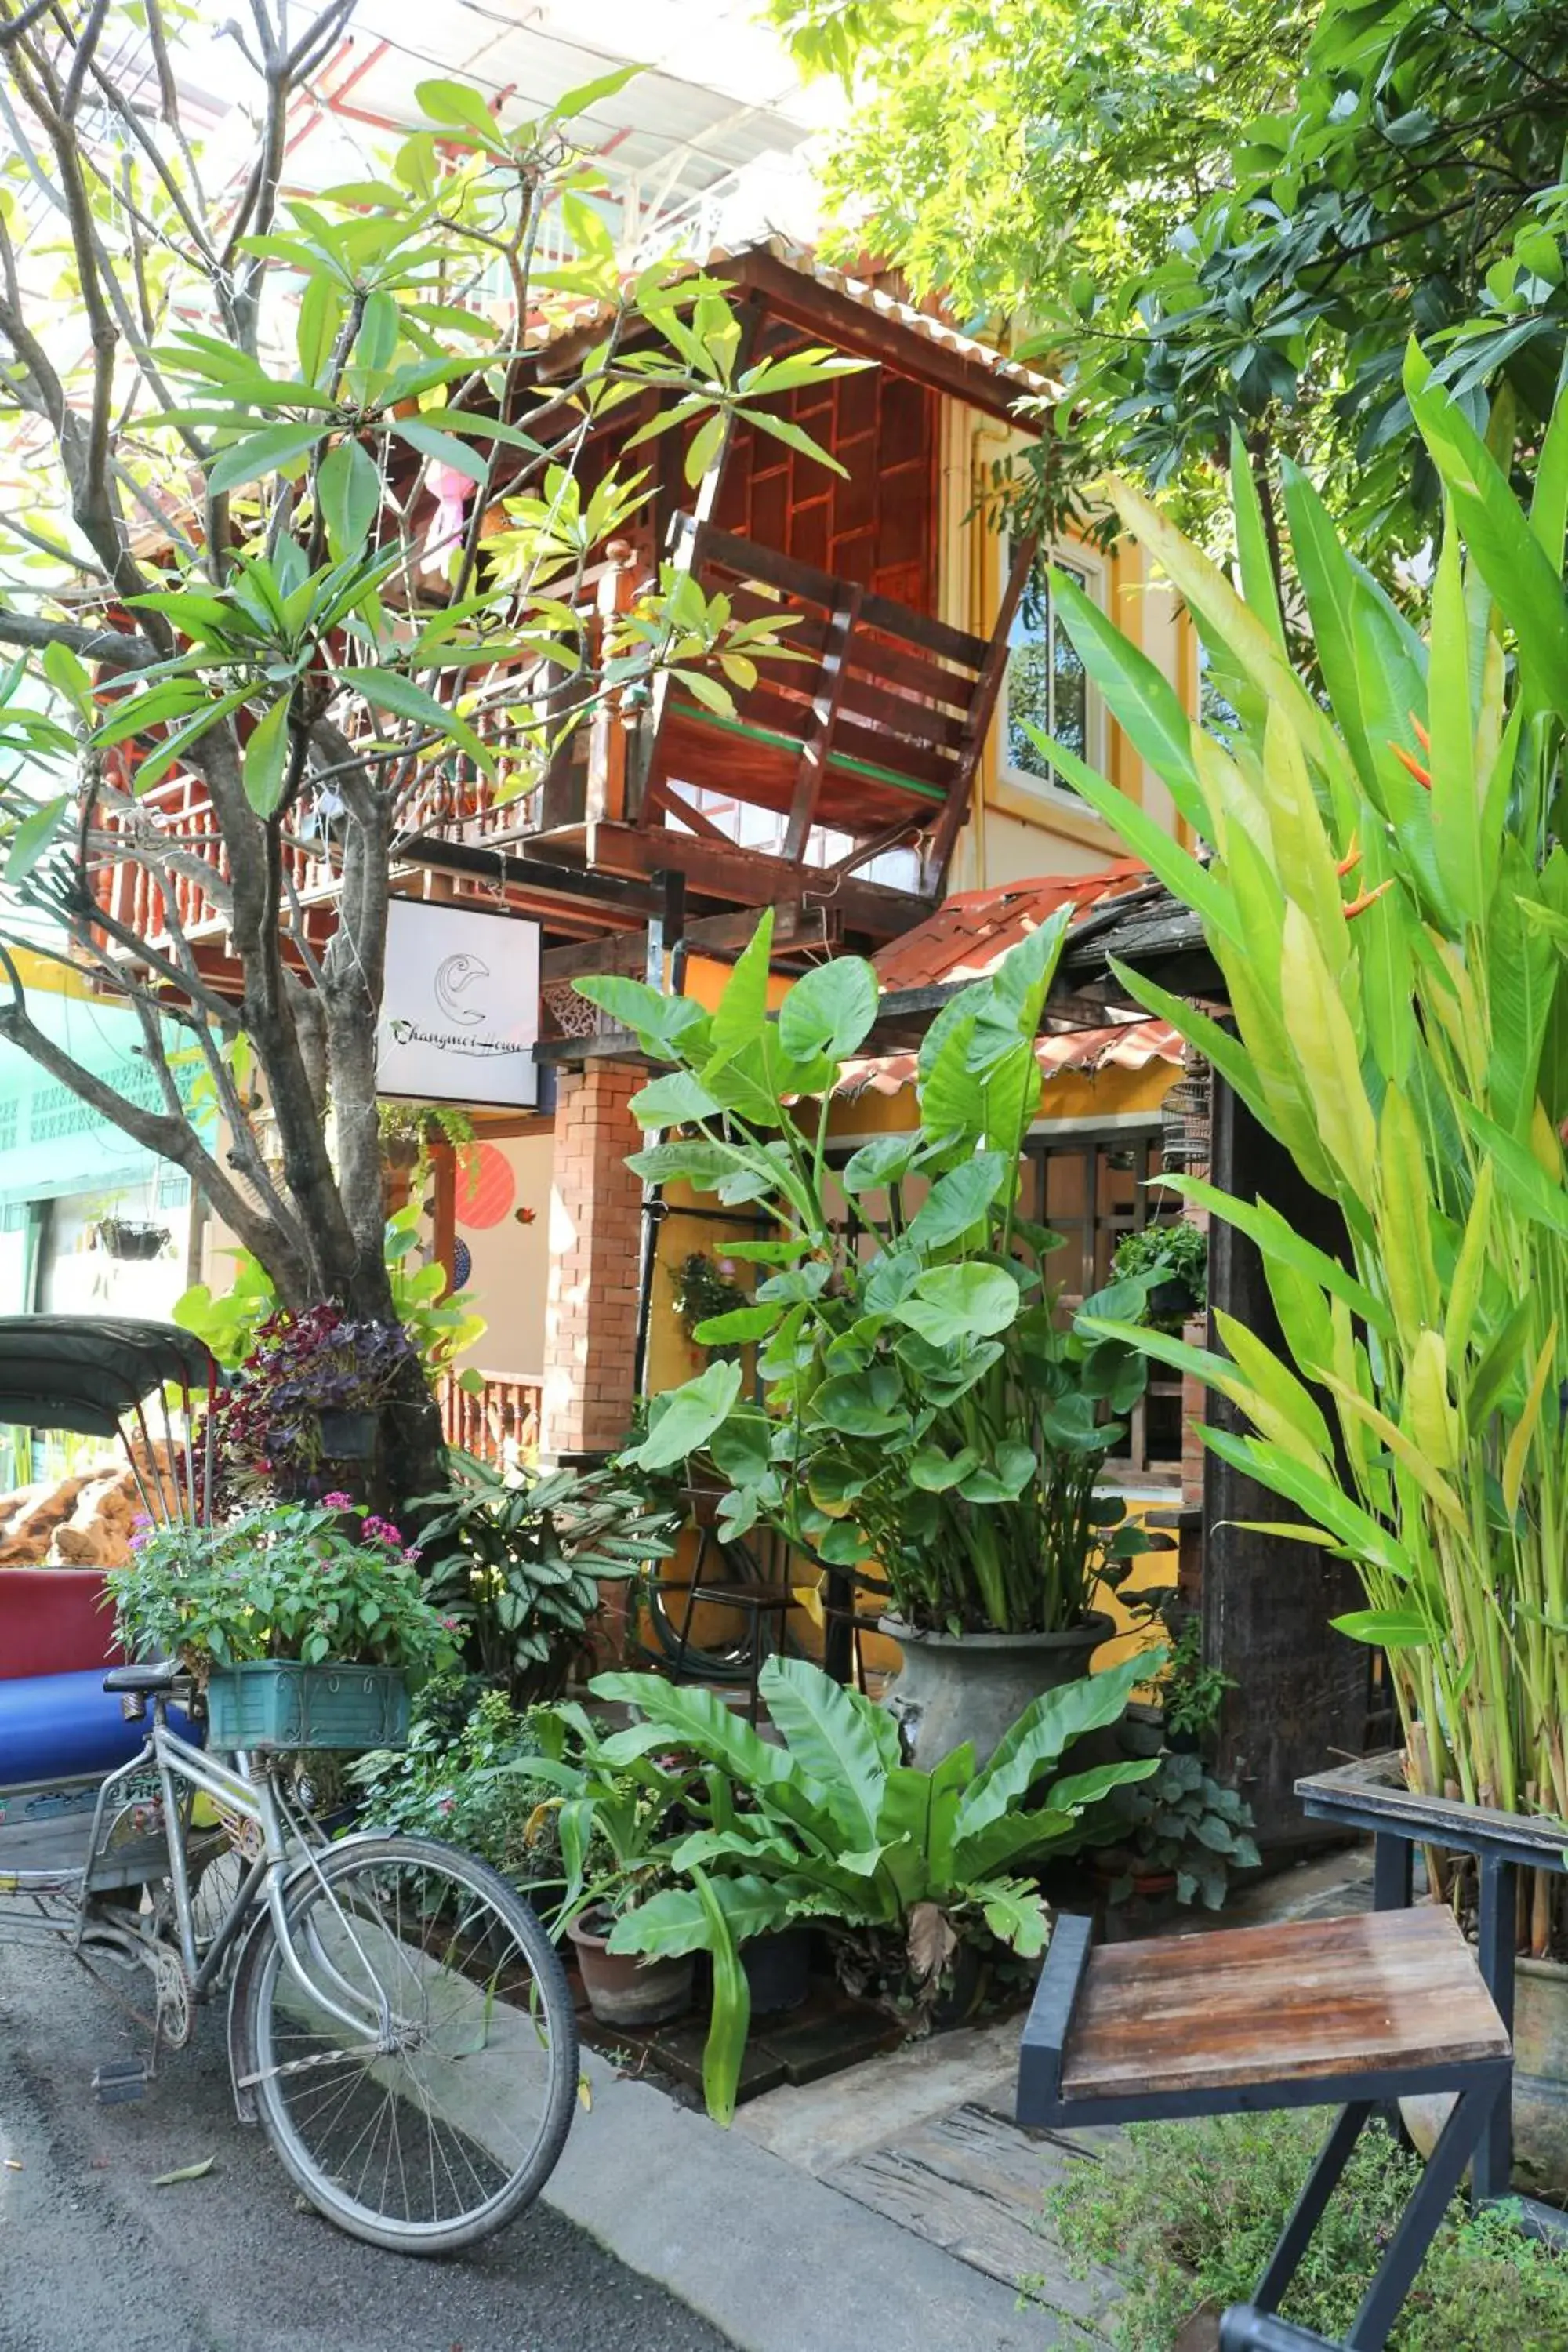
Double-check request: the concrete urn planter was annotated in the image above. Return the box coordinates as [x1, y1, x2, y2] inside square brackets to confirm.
[878, 1613, 1114, 1769]
[1403, 1944, 1568, 2198]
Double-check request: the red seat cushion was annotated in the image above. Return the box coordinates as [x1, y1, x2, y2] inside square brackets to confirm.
[0, 1568, 122, 1681]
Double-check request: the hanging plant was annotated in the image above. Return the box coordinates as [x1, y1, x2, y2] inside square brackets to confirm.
[670, 1252, 749, 1359]
[96, 1218, 171, 1261]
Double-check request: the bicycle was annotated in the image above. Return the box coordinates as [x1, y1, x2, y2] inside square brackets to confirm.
[2, 1657, 579, 2255]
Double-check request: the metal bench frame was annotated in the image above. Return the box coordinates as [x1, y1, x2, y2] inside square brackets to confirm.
[1297, 1751, 1568, 2244]
[1018, 1911, 1512, 2352]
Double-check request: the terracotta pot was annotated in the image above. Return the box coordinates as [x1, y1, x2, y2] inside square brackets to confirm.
[1403, 1944, 1568, 2197]
[568, 1909, 694, 2028]
[878, 1613, 1114, 1769]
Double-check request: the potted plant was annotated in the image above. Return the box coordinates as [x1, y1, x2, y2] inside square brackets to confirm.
[522, 1703, 699, 2029]
[1040, 379, 1568, 2187]
[579, 1649, 1160, 2123]
[1093, 1750, 1260, 1911]
[1110, 1221, 1207, 1334]
[408, 1453, 679, 1705]
[578, 916, 1167, 1765]
[203, 1305, 418, 1504]
[96, 1217, 172, 1261]
[105, 1497, 456, 1749]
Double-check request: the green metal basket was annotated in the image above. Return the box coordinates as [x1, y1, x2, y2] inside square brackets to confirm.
[203, 1661, 410, 1752]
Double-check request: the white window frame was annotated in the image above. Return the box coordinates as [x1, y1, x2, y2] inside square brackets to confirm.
[997, 538, 1109, 803]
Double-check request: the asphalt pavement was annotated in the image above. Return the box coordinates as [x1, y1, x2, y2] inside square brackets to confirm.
[0, 1939, 733, 2352]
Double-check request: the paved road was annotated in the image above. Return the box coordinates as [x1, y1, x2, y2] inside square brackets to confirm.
[0, 1940, 731, 2352]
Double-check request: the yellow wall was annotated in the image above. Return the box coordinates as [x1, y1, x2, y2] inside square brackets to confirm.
[937, 399, 1189, 896]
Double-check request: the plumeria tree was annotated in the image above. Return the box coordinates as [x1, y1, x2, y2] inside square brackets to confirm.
[0, 3, 847, 1486]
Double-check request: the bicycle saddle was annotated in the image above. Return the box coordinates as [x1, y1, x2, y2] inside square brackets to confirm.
[103, 1661, 183, 1694]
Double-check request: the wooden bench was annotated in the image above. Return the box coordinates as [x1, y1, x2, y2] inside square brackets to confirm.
[1018, 1907, 1512, 2351]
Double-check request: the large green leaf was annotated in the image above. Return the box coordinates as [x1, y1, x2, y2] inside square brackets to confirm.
[954, 1650, 1146, 1852]
[241, 695, 292, 817]
[625, 1359, 742, 1471]
[317, 437, 383, 559]
[889, 1263, 1020, 1346]
[756, 1655, 898, 1850]
[1406, 350, 1568, 725]
[206, 419, 325, 497]
[1050, 569, 1205, 833]
[336, 666, 496, 778]
[629, 1070, 722, 1127]
[777, 956, 878, 1061]
[572, 975, 711, 1060]
[904, 1153, 1007, 1250]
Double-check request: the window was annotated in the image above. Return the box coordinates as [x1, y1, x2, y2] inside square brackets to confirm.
[1000, 545, 1103, 796]
[1023, 1127, 1185, 1477]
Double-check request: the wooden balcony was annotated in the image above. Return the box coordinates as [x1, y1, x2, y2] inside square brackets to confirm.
[439, 1367, 542, 1469]
[87, 524, 1028, 978]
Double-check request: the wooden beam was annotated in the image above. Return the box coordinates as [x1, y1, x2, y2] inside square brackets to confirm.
[921, 533, 1036, 894]
[642, 775, 735, 845]
[398, 832, 662, 919]
[782, 586, 861, 862]
[583, 820, 930, 938]
[539, 898, 834, 983]
[584, 539, 640, 830]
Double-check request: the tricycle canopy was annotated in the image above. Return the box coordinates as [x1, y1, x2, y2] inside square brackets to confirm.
[0, 1316, 218, 1436]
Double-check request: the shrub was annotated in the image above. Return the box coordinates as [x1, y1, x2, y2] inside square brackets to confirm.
[347, 1675, 563, 1892]
[1047, 2108, 1568, 2350]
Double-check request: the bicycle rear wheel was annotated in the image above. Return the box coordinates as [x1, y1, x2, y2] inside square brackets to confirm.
[240, 1834, 577, 2255]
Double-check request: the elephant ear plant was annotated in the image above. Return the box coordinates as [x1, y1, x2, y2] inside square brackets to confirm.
[585, 1650, 1159, 2124]
[1034, 377, 1568, 1957]
[575, 913, 1161, 1635]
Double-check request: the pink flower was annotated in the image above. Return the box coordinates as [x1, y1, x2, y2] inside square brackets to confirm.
[404, 1545, 424, 1566]
[321, 1490, 355, 1510]
[363, 1514, 402, 1546]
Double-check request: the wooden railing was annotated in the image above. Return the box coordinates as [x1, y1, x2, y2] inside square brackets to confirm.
[439, 1368, 543, 1469]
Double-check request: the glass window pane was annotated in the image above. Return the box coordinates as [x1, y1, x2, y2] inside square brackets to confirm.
[1004, 552, 1091, 793]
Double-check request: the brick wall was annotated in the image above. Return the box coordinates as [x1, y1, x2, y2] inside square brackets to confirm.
[541, 1064, 644, 1459]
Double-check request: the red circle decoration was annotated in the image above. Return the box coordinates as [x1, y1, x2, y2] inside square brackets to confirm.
[456, 1142, 516, 1230]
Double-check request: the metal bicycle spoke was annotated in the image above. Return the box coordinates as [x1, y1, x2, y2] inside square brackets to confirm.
[241, 1834, 577, 2255]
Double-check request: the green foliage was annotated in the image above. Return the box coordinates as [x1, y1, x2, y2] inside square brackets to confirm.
[1047, 2107, 1568, 2350]
[409, 1454, 680, 1705]
[175, 1207, 485, 1379]
[669, 1250, 751, 1357]
[1160, 1614, 1236, 1749]
[779, 0, 1568, 572]
[1051, 366, 1568, 1941]
[1102, 1748, 1259, 1910]
[347, 1675, 563, 1889]
[1110, 1221, 1207, 1328]
[0, 31, 858, 1352]
[107, 1499, 456, 1675]
[581, 910, 1167, 1635]
[587, 1650, 1160, 2122]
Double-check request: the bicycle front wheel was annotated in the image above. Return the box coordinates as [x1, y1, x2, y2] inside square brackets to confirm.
[240, 1835, 578, 2255]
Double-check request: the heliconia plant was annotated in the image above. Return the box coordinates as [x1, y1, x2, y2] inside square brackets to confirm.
[1036, 355, 1568, 1952]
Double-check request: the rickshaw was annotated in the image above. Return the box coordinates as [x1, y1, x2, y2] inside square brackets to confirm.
[0, 1317, 577, 2256]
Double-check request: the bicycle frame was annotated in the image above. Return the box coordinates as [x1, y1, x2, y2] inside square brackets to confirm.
[0, 1697, 401, 2059]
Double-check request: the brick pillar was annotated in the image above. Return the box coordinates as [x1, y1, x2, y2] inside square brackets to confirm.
[542, 1065, 644, 1461]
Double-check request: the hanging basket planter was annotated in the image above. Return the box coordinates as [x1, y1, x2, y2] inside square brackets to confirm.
[96, 1218, 170, 1261]
[316, 1406, 380, 1461]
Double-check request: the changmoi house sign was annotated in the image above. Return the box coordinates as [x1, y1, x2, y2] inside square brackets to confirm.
[376, 900, 541, 1109]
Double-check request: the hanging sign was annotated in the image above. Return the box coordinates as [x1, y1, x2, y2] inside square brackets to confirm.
[377, 900, 541, 1109]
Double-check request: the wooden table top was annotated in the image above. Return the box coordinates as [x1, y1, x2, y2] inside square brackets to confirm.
[1059, 1906, 1509, 2103]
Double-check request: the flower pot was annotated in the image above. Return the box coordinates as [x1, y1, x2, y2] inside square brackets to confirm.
[742, 1926, 812, 2016]
[878, 1613, 1115, 1769]
[317, 1407, 379, 1461]
[204, 1660, 409, 1752]
[1118, 1701, 1167, 1759]
[568, 1910, 695, 2028]
[1403, 1944, 1568, 2197]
